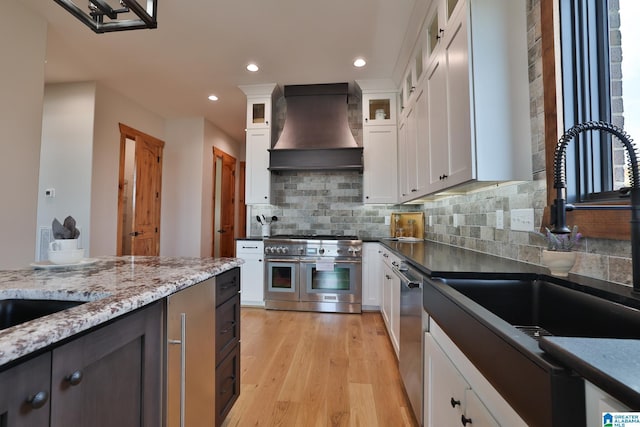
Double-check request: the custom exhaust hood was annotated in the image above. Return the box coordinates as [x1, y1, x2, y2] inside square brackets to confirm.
[269, 83, 363, 171]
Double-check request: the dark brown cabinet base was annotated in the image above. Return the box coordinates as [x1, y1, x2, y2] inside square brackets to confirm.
[215, 267, 241, 427]
[0, 301, 163, 427]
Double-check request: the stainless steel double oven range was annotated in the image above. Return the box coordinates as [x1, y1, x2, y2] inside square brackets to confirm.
[264, 235, 362, 313]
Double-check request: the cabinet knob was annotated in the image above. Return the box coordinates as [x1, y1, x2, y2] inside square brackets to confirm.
[365, 118, 369, 123]
[461, 415, 473, 426]
[450, 397, 461, 407]
[26, 391, 49, 409]
[66, 370, 83, 386]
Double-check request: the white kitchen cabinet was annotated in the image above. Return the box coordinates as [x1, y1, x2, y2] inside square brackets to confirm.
[359, 87, 398, 126]
[244, 130, 271, 204]
[405, 0, 531, 200]
[245, 97, 272, 130]
[424, 320, 526, 427]
[585, 381, 630, 427]
[363, 126, 398, 204]
[362, 242, 381, 309]
[235, 240, 264, 307]
[239, 84, 278, 205]
[357, 80, 399, 204]
[380, 247, 400, 356]
[398, 81, 429, 202]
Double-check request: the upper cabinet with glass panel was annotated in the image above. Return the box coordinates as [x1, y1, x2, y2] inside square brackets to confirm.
[363, 94, 397, 125]
[357, 80, 398, 126]
[426, 0, 463, 67]
[246, 98, 271, 129]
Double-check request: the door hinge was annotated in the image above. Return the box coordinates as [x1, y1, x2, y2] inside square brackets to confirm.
[155, 227, 158, 233]
[156, 191, 159, 198]
[157, 156, 160, 163]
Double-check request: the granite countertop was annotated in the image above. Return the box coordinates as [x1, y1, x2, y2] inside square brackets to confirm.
[0, 256, 243, 368]
[540, 336, 640, 409]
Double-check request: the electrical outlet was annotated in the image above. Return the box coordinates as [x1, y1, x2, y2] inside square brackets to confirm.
[496, 210, 504, 230]
[428, 215, 433, 227]
[511, 208, 535, 231]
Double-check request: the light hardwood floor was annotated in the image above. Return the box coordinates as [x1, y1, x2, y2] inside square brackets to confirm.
[222, 308, 419, 427]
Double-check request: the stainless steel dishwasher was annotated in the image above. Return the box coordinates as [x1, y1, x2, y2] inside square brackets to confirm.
[394, 261, 425, 425]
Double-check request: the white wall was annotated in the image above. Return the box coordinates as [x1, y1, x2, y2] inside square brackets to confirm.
[91, 84, 165, 255]
[36, 83, 96, 260]
[203, 120, 242, 255]
[162, 118, 206, 257]
[0, 0, 47, 268]
[162, 118, 242, 257]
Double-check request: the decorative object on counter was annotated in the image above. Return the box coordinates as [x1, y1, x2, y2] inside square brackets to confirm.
[31, 258, 98, 269]
[48, 216, 83, 264]
[52, 216, 81, 239]
[538, 226, 582, 276]
[256, 215, 277, 238]
[390, 212, 425, 240]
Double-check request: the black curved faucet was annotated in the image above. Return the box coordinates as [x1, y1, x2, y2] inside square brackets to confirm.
[551, 120, 640, 293]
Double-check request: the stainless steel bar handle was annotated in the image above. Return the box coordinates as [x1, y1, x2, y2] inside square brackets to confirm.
[392, 266, 421, 288]
[168, 313, 186, 427]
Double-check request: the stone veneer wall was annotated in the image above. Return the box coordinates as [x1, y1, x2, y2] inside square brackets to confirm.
[421, 0, 634, 287]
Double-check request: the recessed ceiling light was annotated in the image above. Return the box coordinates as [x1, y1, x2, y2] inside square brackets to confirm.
[208, 95, 219, 101]
[246, 63, 259, 72]
[353, 58, 366, 67]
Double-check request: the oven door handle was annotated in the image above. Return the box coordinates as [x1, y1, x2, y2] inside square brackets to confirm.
[301, 259, 362, 264]
[266, 258, 300, 263]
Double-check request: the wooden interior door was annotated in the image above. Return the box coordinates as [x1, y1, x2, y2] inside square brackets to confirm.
[117, 124, 164, 256]
[213, 148, 236, 257]
[238, 161, 246, 238]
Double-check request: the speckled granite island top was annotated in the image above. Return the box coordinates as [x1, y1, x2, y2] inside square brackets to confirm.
[0, 256, 243, 367]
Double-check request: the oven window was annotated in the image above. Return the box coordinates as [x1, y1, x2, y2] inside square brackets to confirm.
[310, 267, 351, 291]
[270, 264, 295, 290]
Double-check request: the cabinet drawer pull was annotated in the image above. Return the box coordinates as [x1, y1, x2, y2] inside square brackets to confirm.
[66, 370, 83, 386]
[220, 321, 236, 334]
[450, 397, 461, 407]
[221, 375, 236, 394]
[26, 391, 49, 409]
[461, 414, 473, 425]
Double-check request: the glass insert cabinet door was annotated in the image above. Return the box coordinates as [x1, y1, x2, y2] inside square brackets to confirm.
[362, 93, 396, 125]
[245, 97, 271, 129]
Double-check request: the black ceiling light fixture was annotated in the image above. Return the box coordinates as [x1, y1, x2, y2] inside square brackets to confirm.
[53, 0, 158, 33]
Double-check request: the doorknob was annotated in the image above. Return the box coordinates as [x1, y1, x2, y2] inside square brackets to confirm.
[129, 231, 144, 237]
[217, 229, 227, 233]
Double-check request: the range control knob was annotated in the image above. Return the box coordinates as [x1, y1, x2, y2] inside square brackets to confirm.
[319, 248, 325, 255]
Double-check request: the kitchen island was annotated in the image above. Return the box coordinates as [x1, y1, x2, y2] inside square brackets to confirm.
[0, 256, 243, 426]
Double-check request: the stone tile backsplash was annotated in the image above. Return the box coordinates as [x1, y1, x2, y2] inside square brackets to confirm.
[249, 171, 420, 239]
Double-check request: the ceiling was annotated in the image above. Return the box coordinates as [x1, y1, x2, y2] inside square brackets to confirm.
[21, 0, 426, 143]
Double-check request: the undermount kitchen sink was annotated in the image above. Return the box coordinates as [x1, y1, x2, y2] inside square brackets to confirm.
[0, 299, 86, 331]
[438, 277, 640, 339]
